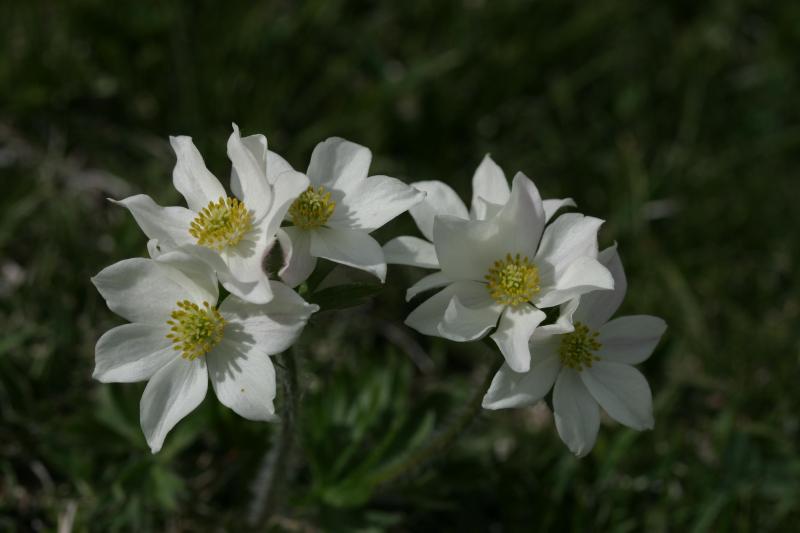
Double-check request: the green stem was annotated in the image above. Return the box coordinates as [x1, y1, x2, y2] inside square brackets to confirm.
[370, 357, 502, 490]
[247, 348, 299, 528]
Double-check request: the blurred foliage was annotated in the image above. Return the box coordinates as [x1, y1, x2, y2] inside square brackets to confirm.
[1, 0, 799, 531]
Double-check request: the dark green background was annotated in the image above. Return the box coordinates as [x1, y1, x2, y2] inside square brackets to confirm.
[1, 0, 798, 531]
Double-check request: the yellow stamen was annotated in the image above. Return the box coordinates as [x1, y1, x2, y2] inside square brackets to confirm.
[166, 300, 226, 360]
[558, 322, 601, 371]
[288, 186, 336, 229]
[189, 197, 253, 251]
[485, 253, 540, 306]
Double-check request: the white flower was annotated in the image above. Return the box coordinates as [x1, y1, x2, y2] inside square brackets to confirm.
[404, 172, 614, 373]
[482, 245, 667, 457]
[114, 124, 308, 304]
[276, 137, 425, 286]
[91, 250, 318, 453]
[382, 154, 576, 288]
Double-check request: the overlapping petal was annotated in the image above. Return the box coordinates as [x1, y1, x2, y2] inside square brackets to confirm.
[405, 271, 450, 301]
[409, 180, 468, 240]
[140, 357, 208, 453]
[596, 315, 666, 365]
[382, 236, 439, 268]
[580, 361, 654, 430]
[170, 136, 226, 212]
[264, 170, 310, 239]
[306, 137, 371, 195]
[490, 305, 546, 372]
[227, 124, 272, 219]
[535, 213, 603, 275]
[438, 294, 502, 342]
[405, 281, 473, 336]
[219, 284, 318, 355]
[433, 215, 504, 282]
[482, 354, 561, 409]
[534, 255, 614, 308]
[94, 323, 175, 383]
[493, 172, 546, 260]
[330, 175, 425, 232]
[92, 258, 217, 325]
[543, 198, 577, 221]
[553, 369, 600, 457]
[277, 227, 317, 287]
[208, 341, 278, 422]
[470, 154, 509, 219]
[309, 227, 387, 282]
[112, 194, 195, 249]
[572, 244, 626, 329]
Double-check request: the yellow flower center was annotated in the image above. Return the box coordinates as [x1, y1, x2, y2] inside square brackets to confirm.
[558, 322, 601, 371]
[189, 197, 253, 251]
[485, 253, 540, 306]
[289, 186, 336, 229]
[166, 300, 226, 360]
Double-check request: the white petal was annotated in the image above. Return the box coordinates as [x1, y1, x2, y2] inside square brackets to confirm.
[309, 227, 386, 282]
[92, 258, 217, 325]
[263, 170, 310, 239]
[470, 197, 503, 220]
[147, 239, 164, 259]
[330, 175, 425, 232]
[140, 357, 208, 453]
[404, 281, 481, 337]
[94, 324, 175, 383]
[553, 369, 600, 457]
[222, 223, 271, 283]
[113, 195, 232, 274]
[405, 271, 450, 301]
[482, 355, 561, 410]
[382, 236, 439, 268]
[219, 284, 318, 355]
[169, 136, 226, 212]
[597, 315, 666, 365]
[535, 213, 603, 275]
[153, 249, 219, 304]
[434, 173, 546, 283]
[470, 154, 509, 219]
[572, 244, 627, 329]
[534, 256, 614, 308]
[266, 150, 294, 184]
[208, 340, 278, 422]
[490, 304, 546, 372]
[228, 124, 272, 219]
[217, 223, 274, 304]
[112, 194, 195, 248]
[277, 227, 317, 287]
[220, 276, 274, 305]
[433, 215, 505, 282]
[437, 294, 502, 342]
[409, 180, 468, 240]
[493, 172, 546, 259]
[306, 137, 371, 194]
[530, 330, 565, 363]
[243, 134, 269, 177]
[581, 361, 654, 430]
[534, 298, 580, 337]
[543, 197, 576, 222]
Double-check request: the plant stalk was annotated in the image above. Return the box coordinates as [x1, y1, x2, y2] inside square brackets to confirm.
[247, 348, 299, 528]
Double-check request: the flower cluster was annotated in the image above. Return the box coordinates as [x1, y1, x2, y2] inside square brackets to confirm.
[93, 125, 423, 452]
[92, 128, 665, 457]
[385, 155, 666, 455]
